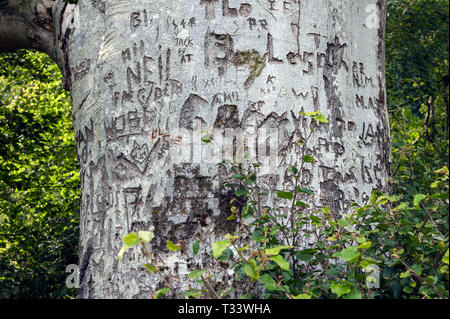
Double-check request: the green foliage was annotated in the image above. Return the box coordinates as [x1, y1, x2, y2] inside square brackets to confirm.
[197, 112, 448, 299]
[387, 0, 449, 203]
[0, 50, 80, 298]
[123, 109, 448, 299]
[387, 0, 449, 114]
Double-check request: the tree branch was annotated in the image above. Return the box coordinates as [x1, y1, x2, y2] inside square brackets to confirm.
[0, 0, 76, 91]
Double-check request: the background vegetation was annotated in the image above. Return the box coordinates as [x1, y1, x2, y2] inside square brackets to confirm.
[0, 0, 448, 298]
[0, 51, 79, 298]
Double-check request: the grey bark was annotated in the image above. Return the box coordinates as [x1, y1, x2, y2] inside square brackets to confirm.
[0, 0, 390, 298]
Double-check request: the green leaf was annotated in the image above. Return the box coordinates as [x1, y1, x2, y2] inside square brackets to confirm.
[296, 253, 313, 262]
[413, 194, 427, 207]
[118, 246, 128, 262]
[299, 249, 318, 254]
[411, 264, 422, 276]
[330, 282, 352, 297]
[166, 240, 180, 251]
[182, 290, 203, 299]
[343, 288, 362, 299]
[292, 293, 312, 299]
[303, 155, 314, 163]
[289, 166, 299, 175]
[251, 229, 265, 243]
[276, 191, 294, 200]
[241, 205, 254, 219]
[143, 264, 158, 273]
[442, 249, 449, 265]
[297, 187, 314, 195]
[212, 239, 231, 258]
[310, 216, 322, 223]
[244, 259, 260, 280]
[357, 241, 372, 250]
[153, 287, 169, 299]
[258, 274, 278, 290]
[189, 269, 206, 279]
[138, 231, 154, 243]
[219, 288, 235, 298]
[235, 189, 247, 197]
[123, 232, 140, 246]
[300, 111, 320, 117]
[269, 255, 290, 270]
[356, 236, 366, 244]
[337, 219, 348, 227]
[400, 270, 410, 278]
[335, 246, 360, 262]
[0, 214, 9, 224]
[295, 201, 310, 208]
[201, 135, 212, 143]
[314, 113, 329, 123]
[192, 240, 200, 256]
[264, 245, 292, 256]
[216, 248, 234, 262]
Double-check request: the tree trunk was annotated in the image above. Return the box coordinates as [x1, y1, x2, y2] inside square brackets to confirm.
[1, 0, 390, 298]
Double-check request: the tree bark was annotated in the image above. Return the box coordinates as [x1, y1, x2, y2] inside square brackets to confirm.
[1, 0, 391, 298]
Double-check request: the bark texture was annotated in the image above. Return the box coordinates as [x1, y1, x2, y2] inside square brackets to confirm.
[1, 0, 390, 298]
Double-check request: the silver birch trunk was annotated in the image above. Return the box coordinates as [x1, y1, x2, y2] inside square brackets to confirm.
[0, 0, 390, 298]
